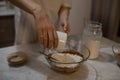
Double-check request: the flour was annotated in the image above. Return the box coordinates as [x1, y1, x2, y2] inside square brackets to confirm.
[51, 53, 83, 68]
[85, 40, 100, 59]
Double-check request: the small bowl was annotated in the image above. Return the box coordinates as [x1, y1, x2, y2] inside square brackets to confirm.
[112, 44, 120, 66]
[46, 46, 90, 73]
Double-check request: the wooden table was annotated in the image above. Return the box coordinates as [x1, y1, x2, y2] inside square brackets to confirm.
[0, 38, 120, 80]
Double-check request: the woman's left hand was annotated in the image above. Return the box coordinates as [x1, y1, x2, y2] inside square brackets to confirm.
[58, 18, 70, 33]
[58, 7, 70, 34]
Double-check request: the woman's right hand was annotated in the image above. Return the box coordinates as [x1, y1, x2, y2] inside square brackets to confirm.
[8, 0, 58, 48]
[34, 9, 58, 49]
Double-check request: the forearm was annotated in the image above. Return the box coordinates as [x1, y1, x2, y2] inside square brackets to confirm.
[59, 6, 70, 20]
[58, 6, 71, 33]
[8, 0, 58, 48]
[8, 0, 42, 15]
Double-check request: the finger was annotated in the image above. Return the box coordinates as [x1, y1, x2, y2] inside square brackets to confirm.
[48, 30, 53, 48]
[63, 24, 67, 31]
[63, 22, 70, 34]
[61, 23, 65, 32]
[43, 27, 48, 48]
[66, 23, 70, 34]
[61, 22, 68, 33]
[38, 29, 44, 44]
[53, 30, 58, 48]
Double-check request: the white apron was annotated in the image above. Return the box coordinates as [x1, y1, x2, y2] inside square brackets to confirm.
[14, 0, 71, 45]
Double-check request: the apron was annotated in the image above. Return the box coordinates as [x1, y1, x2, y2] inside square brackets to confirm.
[14, 0, 71, 45]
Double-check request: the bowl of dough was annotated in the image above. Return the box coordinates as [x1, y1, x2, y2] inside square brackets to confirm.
[46, 46, 90, 73]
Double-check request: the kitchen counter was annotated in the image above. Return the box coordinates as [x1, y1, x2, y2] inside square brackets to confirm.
[0, 37, 120, 80]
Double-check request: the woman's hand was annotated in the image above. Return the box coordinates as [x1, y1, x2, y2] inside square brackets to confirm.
[58, 18, 70, 33]
[34, 9, 58, 48]
[58, 7, 70, 34]
[8, 0, 59, 48]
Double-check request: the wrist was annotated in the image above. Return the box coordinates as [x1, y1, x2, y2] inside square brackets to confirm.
[33, 6, 45, 18]
[33, 7, 48, 22]
[33, 8, 41, 17]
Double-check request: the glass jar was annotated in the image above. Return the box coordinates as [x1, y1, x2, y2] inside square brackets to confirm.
[82, 21, 103, 59]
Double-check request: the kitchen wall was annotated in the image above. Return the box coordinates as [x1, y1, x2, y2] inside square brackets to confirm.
[91, 0, 120, 43]
[69, 0, 92, 35]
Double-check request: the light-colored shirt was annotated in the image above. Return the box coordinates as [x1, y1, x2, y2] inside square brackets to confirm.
[15, 0, 71, 45]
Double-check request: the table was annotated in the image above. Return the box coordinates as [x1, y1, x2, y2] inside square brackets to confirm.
[0, 38, 120, 80]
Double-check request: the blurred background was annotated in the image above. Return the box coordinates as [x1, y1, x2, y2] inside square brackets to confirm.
[0, 0, 120, 48]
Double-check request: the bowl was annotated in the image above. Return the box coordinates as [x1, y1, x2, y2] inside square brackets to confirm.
[112, 44, 120, 66]
[45, 46, 90, 73]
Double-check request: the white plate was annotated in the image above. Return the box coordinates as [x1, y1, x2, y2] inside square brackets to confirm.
[87, 60, 120, 80]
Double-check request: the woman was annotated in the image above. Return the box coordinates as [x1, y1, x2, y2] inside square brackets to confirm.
[8, 0, 71, 49]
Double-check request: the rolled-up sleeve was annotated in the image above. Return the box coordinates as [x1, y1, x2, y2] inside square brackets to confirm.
[62, 0, 72, 8]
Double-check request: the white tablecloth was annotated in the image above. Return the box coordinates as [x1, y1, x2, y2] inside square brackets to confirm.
[0, 38, 120, 80]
